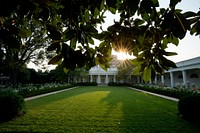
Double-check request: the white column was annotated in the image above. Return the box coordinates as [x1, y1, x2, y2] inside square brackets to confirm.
[161, 75, 165, 84]
[90, 75, 93, 82]
[149, 78, 152, 84]
[97, 74, 101, 84]
[154, 74, 157, 84]
[182, 70, 187, 86]
[137, 76, 140, 84]
[105, 75, 108, 84]
[170, 72, 174, 87]
[114, 75, 116, 82]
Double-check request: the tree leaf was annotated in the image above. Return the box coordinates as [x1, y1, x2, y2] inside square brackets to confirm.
[163, 51, 177, 56]
[88, 37, 94, 45]
[94, 7, 99, 18]
[47, 41, 60, 51]
[63, 67, 69, 73]
[183, 11, 197, 18]
[127, 0, 140, 15]
[85, 10, 90, 22]
[171, 35, 179, 46]
[18, 28, 32, 38]
[191, 21, 200, 35]
[70, 37, 77, 49]
[143, 66, 151, 82]
[48, 54, 62, 65]
[170, 0, 182, 8]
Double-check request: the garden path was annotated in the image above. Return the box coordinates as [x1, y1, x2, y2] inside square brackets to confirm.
[24, 86, 178, 102]
[128, 87, 179, 102]
[24, 86, 79, 101]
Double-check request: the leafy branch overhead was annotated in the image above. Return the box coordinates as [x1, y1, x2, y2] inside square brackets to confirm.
[0, 0, 199, 82]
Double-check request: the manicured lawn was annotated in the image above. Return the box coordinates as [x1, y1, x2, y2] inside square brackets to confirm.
[0, 86, 200, 132]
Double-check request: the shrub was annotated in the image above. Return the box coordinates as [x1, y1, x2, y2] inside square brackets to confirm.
[0, 91, 25, 123]
[178, 94, 200, 123]
[130, 84, 199, 99]
[74, 82, 97, 86]
[108, 82, 129, 86]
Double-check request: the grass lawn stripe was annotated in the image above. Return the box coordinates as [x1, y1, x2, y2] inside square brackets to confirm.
[0, 86, 200, 133]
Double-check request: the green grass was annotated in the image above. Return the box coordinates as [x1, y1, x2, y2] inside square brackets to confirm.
[0, 86, 200, 133]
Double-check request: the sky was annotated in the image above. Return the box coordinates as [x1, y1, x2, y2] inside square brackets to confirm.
[103, 0, 200, 63]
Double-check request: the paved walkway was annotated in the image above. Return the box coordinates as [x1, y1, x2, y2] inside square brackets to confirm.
[127, 87, 179, 102]
[24, 86, 178, 102]
[25, 86, 79, 101]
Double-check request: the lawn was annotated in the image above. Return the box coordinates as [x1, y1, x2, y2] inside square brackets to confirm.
[0, 86, 200, 133]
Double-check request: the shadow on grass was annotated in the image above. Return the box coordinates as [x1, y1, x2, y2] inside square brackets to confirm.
[100, 86, 200, 133]
[1, 86, 200, 132]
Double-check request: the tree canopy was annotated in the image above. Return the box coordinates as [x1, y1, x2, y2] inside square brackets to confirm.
[0, 0, 199, 82]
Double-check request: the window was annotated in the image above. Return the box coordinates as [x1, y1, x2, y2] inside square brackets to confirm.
[190, 74, 199, 78]
[178, 75, 183, 79]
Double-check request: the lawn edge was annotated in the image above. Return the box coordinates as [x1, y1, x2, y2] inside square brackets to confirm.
[127, 87, 179, 102]
[24, 86, 79, 101]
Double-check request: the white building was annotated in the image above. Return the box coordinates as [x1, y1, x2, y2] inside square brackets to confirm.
[155, 56, 200, 88]
[89, 65, 117, 85]
[89, 56, 200, 88]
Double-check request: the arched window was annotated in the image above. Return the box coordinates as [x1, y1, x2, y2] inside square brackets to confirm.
[190, 74, 199, 78]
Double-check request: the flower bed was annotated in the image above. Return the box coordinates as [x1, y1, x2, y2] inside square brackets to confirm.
[1, 83, 75, 98]
[130, 84, 200, 99]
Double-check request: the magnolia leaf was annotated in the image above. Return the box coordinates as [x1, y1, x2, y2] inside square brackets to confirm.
[18, 28, 32, 38]
[127, 0, 140, 15]
[70, 37, 77, 49]
[170, 0, 181, 8]
[63, 67, 69, 73]
[134, 18, 145, 26]
[94, 7, 99, 17]
[171, 36, 179, 46]
[183, 11, 197, 18]
[47, 41, 60, 51]
[88, 37, 94, 45]
[133, 65, 142, 75]
[100, 0, 104, 10]
[191, 21, 200, 35]
[143, 66, 151, 82]
[163, 51, 178, 56]
[48, 54, 62, 65]
[85, 10, 90, 22]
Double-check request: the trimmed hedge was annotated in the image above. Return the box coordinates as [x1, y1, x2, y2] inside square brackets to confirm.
[108, 82, 129, 86]
[0, 91, 25, 123]
[73, 82, 97, 86]
[178, 94, 200, 123]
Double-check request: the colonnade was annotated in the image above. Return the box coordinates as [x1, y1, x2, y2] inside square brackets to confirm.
[153, 69, 199, 87]
[90, 74, 116, 84]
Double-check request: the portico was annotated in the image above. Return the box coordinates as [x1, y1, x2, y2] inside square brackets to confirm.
[89, 65, 117, 85]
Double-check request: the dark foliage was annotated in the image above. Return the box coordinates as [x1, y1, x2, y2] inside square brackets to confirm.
[108, 82, 129, 86]
[73, 82, 97, 86]
[0, 91, 24, 123]
[178, 94, 200, 124]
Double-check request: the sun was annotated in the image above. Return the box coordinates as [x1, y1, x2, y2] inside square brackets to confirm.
[112, 50, 133, 60]
[116, 52, 128, 60]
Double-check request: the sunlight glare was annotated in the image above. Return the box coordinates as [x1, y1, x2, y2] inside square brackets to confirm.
[112, 50, 134, 61]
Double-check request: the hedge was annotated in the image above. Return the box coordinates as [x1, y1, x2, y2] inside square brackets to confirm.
[0, 91, 25, 123]
[178, 94, 200, 124]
